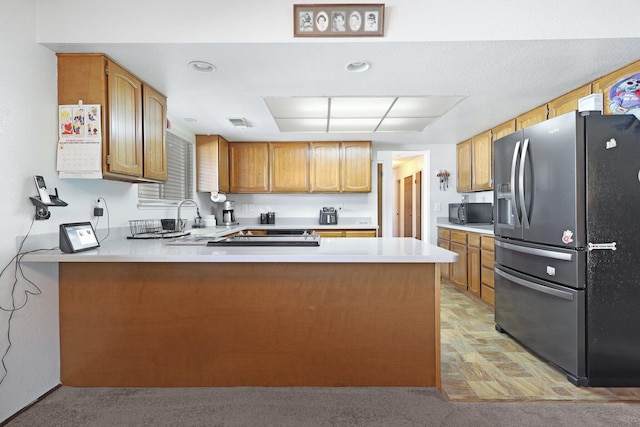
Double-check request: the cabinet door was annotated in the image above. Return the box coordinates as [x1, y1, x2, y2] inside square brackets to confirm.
[315, 230, 344, 238]
[218, 137, 230, 193]
[516, 105, 548, 130]
[480, 235, 495, 306]
[592, 60, 640, 115]
[142, 85, 167, 182]
[468, 245, 481, 297]
[310, 142, 341, 192]
[344, 230, 377, 237]
[106, 59, 143, 177]
[548, 84, 592, 118]
[456, 139, 471, 192]
[450, 241, 468, 291]
[196, 135, 227, 193]
[269, 142, 310, 192]
[437, 237, 451, 282]
[492, 120, 516, 143]
[471, 130, 493, 191]
[229, 142, 269, 193]
[341, 142, 371, 192]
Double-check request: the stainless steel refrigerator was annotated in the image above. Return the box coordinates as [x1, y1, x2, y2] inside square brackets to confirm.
[493, 110, 640, 386]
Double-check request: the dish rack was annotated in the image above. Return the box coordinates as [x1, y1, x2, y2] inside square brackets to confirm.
[128, 219, 186, 239]
[129, 219, 163, 236]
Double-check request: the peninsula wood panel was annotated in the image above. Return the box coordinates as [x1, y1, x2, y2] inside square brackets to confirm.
[59, 262, 439, 388]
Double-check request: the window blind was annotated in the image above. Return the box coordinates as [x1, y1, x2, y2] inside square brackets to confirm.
[138, 132, 193, 203]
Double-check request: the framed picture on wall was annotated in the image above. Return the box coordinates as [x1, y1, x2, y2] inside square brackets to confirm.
[294, 4, 385, 37]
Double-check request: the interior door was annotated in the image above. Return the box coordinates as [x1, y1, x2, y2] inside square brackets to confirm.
[415, 171, 422, 240]
[403, 176, 413, 237]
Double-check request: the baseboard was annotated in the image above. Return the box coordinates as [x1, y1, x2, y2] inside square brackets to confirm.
[0, 384, 61, 426]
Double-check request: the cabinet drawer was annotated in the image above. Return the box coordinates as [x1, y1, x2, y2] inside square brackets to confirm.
[481, 265, 495, 288]
[481, 250, 495, 268]
[467, 233, 481, 248]
[481, 235, 495, 252]
[450, 230, 467, 244]
[437, 228, 450, 240]
[481, 284, 495, 305]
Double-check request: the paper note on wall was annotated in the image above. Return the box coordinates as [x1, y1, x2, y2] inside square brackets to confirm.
[57, 103, 103, 178]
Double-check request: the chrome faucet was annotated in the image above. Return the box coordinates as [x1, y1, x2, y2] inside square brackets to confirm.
[177, 199, 202, 232]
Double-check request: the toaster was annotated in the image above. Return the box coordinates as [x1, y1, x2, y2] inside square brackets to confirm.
[319, 207, 338, 225]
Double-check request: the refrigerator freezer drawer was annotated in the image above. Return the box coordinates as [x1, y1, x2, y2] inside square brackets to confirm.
[495, 238, 585, 289]
[495, 265, 586, 384]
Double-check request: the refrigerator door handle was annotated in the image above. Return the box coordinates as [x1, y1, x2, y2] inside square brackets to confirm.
[495, 268, 574, 301]
[495, 240, 573, 261]
[518, 138, 530, 229]
[510, 140, 522, 226]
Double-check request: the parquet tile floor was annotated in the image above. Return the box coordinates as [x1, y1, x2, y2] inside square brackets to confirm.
[440, 282, 640, 402]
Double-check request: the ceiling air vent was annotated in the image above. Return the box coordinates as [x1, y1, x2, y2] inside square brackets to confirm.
[228, 118, 250, 128]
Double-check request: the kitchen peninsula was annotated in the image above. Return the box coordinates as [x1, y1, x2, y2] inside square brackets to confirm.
[23, 232, 456, 389]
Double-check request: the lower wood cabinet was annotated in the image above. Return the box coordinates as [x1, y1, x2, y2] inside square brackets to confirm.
[467, 233, 481, 298]
[245, 229, 377, 238]
[315, 229, 377, 238]
[437, 228, 451, 283]
[437, 227, 495, 307]
[449, 230, 468, 291]
[480, 235, 495, 305]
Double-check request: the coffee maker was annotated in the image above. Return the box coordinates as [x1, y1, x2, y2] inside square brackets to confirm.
[213, 200, 238, 226]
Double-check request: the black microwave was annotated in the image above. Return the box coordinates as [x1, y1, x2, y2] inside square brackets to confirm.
[448, 203, 493, 224]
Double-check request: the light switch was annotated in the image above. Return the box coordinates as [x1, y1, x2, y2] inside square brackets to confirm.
[434, 202, 442, 212]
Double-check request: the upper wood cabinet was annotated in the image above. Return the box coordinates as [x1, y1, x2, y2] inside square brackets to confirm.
[457, 132, 492, 193]
[491, 119, 516, 143]
[195, 135, 229, 193]
[471, 130, 492, 191]
[227, 141, 371, 194]
[142, 85, 168, 181]
[516, 104, 548, 130]
[57, 53, 167, 183]
[310, 142, 341, 192]
[269, 142, 310, 192]
[547, 84, 592, 119]
[229, 142, 269, 193]
[456, 139, 472, 192]
[592, 59, 640, 115]
[341, 141, 372, 192]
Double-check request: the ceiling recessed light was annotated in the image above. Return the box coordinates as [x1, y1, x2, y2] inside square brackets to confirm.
[183, 117, 197, 122]
[188, 61, 216, 72]
[345, 60, 371, 73]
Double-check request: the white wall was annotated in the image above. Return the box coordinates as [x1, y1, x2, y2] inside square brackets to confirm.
[0, 1, 192, 421]
[36, 0, 638, 43]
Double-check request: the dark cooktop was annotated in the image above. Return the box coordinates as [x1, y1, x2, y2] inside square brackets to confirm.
[206, 234, 320, 247]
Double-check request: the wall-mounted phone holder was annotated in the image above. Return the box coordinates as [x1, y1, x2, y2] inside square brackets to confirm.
[29, 190, 68, 220]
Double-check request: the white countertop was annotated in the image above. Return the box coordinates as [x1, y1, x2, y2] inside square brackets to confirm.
[436, 218, 494, 235]
[21, 234, 457, 264]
